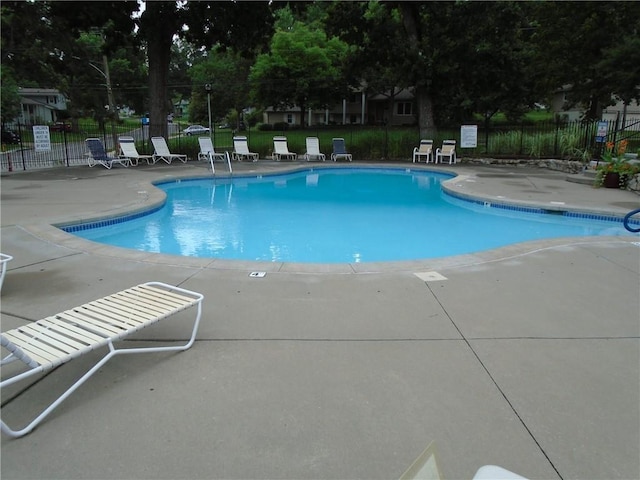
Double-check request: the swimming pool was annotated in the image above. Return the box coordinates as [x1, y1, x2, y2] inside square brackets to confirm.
[66, 167, 637, 263]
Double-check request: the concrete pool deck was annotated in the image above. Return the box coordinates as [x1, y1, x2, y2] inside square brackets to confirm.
[1, 160, 639, 479]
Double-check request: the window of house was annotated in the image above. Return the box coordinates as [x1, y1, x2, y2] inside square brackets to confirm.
[396, 102, 413, 116]
[286, 113, 294, 124]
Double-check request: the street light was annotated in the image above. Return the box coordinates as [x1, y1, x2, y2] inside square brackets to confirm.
[205, 83, 213, 143]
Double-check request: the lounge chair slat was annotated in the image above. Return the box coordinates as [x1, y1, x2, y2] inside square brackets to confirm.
[56, 311, 124, 336]
[2, 331, 57, 366]
[84, 300, 157, 324]
[38, 318, 106, 343]
[18, 324, 86, 353]
[126, 286, 197, 311]
[2, 330, 65, 364]
[64, 308, 141, 336]
[104, 292, 177, 315]
[135, 284, 200, 305]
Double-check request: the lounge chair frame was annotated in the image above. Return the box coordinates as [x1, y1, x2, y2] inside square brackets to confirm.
[413, 139, 434, 163]
[331, 138, 353, 162]
[0, 253, 12, 292]
[232, 136, 259, 162]
[86, 138, 130, 169]
[272, 136, 297, 161]
[151, 137, 188, 164]
[435, 140, 457, 164]
[118, 136, 154, 166]
[303, 137, 326, 162]
[0, 282, 204, 438]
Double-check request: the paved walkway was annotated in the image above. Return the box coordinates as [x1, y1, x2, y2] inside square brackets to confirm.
[1, 160, 639, 479]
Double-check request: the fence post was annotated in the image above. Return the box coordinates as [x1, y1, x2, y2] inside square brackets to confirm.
[63, 129, 70, 167]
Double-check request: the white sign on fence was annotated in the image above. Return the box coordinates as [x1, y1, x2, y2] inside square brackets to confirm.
[595, 121, 608, 143]
[460, 124, 478, 148]
[33, 126, 51, 152]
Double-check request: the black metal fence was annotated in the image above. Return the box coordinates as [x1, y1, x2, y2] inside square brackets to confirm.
[2, 117, 638, 172]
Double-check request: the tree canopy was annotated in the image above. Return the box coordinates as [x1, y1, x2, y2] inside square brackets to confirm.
[2, 0, 639, 132]
[250, 21, 349, 128]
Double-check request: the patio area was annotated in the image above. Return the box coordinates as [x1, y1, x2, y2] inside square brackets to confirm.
[1, 160, 639, 479]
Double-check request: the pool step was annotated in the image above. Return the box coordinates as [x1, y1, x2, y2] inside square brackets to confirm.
[565, 170, 597, 186]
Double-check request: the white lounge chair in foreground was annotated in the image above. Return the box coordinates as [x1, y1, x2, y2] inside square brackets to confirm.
[118, 136, 154, 166]
[331, 137, 352, 162]
[303, 137, 326, 162]
[0, 282, 204, 438]
[151, 136, 188, 164]
[272, 136, 297, 161]
[435, 140, 456, 164]
[86, 138, 130, 169]
[413, 139, 434, 163]
[232, 136, 259, 162]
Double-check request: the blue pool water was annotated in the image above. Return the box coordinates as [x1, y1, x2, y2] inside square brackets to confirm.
[68, 168, 637, 263]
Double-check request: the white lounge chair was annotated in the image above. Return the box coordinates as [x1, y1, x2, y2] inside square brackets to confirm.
[272, 136, 297, 161]
[198, 137, 226, 170]
[151, 136, 188, 164]
[85, 138, 130, 169]
[435, 140, 456, 164]
[0, 282, 204, 438]
[303, 137, 326, 162]
[232, 136, 258, 162]
[0, 253, 12, 292]
[118, 136, 153, 166]
[331, 137, 352, 162]
[413, 139, 434, 163]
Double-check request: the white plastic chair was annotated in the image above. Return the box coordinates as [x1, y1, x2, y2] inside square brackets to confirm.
[413, 139, 434, 163]
[232, 136, 259, 162]
[151, 136, 187, 164]
[303, 137, 326, 162]
[118, 136, 153, 166]
[272, 136, 297, 161]
[198, 137, 226, 169]
[435, 140, 456, 164]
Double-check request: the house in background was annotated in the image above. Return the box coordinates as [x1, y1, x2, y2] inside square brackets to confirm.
[18, 88, 68, 125]
[262, 87, 417, 127]
[551, 85, 640, 129]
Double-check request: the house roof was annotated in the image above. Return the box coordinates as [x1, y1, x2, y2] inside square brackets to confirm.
[18, 87, 62, 95]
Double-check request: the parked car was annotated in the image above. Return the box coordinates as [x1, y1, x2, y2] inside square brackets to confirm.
[183, 124, 210, 136]
[50, 122, 72, 132]
[1, 129, 20, 144]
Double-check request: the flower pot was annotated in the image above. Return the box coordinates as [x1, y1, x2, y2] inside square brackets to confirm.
[603, 172, 625, 188]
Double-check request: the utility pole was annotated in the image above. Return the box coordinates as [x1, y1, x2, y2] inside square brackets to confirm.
[102, 55, 118, 122]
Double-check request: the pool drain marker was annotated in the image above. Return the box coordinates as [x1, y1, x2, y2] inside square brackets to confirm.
[414, 271, 448, 282]
[249, 271, 267, 278]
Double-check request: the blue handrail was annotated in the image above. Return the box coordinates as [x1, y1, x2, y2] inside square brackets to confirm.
[623, 208, 640, 233]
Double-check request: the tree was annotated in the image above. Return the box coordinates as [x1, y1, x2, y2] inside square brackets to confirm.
[531, 2, 640, 120]
[0, 68, 21, 126]
[189, 48, 252, 128]
[250, 22, 349, 128]
[1, 1, 139, 120]
[323, 1, 409, 125]
[138, 1, 275, 138]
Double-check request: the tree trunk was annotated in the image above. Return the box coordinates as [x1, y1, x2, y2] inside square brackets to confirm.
[398, 3, 436, 139]
[144, 2, 174, 139]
